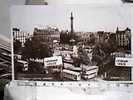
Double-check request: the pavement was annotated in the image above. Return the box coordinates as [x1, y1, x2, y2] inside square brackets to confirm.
[3, 81, 133, 100]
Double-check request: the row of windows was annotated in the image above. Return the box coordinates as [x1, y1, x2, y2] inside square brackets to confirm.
[116, 34, 129, 46]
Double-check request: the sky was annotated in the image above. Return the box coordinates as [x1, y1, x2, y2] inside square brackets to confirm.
[7, 0, 123, 5]
[0, 0, 11, 39]
[47, 0, 123, 5]
[0, 0, 132, 40]
[10, 5, 132, 34]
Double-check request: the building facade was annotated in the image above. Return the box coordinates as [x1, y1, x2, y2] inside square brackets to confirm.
[13, 28, 31, 47]
[33, 27, 60, 43]
[116, 27, 131, 50]
[76, 32, 94, 44]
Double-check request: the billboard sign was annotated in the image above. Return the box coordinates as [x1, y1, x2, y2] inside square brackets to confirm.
[44, 56, 63, 67]
[115, 57, 133, 67]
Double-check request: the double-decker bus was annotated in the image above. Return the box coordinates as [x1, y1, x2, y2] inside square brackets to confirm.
[62, 69, 81, 81]
[82, 65, 99, 80]
[17, 60, 28, 71]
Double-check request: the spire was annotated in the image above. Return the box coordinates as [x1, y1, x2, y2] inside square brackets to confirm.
[70, 12, 74, 33]
[71, 12, 73, 19]
[116, 27, 119, 33]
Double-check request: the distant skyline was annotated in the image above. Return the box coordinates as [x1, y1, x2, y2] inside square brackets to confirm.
[10, 5, 132, 34]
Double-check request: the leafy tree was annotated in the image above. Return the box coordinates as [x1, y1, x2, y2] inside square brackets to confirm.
[14, 39, 21, 54]
[22, 38, 32, 59]
[22, 37, 52, 60]
[87, 33, 96, 45]
[28, 61, 44, 74]
[78, 47, 91, 65]
[107, 34, 117, 53]
[60, 32, 70, 44]
[60, 31, 78, 44]
[91, 35, 117, 78]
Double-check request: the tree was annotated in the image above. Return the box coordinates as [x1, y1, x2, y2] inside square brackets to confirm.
[22, 38, 32, 59]
[14, 39, 21, 54]
[60, 31, 78, 45]
[78, 47, 91, 65]
[60, 31, 70, 44]
[87, 33, 96, 45]
[91, 37, 117, 78]
[22, 37, 52, 60]
[107, 34, 117, 53]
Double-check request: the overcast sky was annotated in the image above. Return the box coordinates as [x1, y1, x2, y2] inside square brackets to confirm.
[10, 5, 132, 34]
[7, 0, 123, 5]
[47, 0, 123, 5]
[0, 0, 132, 40]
